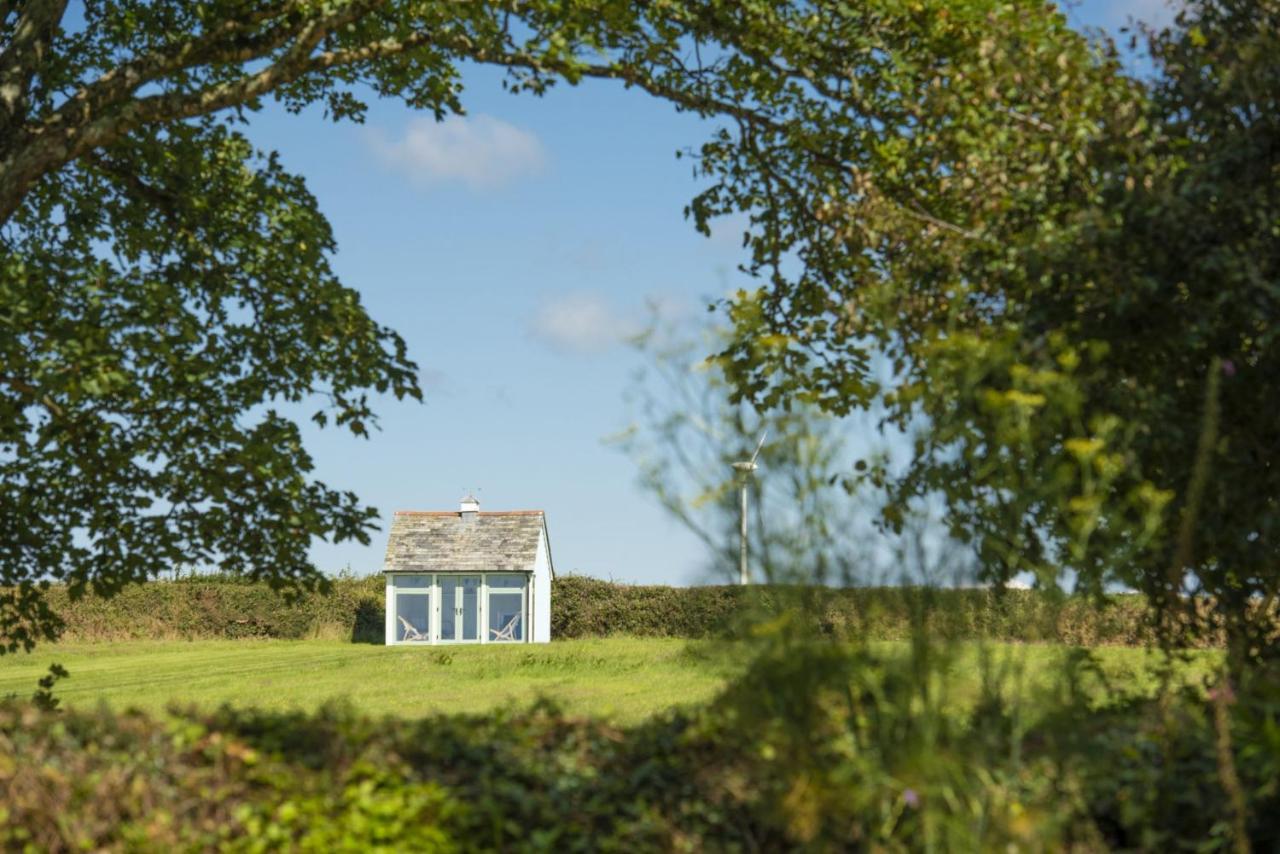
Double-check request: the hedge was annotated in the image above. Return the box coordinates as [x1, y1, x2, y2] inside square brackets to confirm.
[550, 576, 1164, 646]
[28, 574, 1179, 647]
[42, 575, 388, 644]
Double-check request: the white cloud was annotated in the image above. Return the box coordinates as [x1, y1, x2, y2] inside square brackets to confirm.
[368, 114, 547, 190]
[531, 293, 637, 354]
[530, 293, 691, 355]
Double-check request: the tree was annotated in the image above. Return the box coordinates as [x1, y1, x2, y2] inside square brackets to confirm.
[0, 0, 845, 650]
[1, 0, 1088, 651]
[0, 0, 670, 651]
[682, 0, 1279, 661]
[5, 0, 1270, 663]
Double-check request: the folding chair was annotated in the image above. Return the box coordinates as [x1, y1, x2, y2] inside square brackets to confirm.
[489, 613, 520, 641]
[397, 615, 426, 641]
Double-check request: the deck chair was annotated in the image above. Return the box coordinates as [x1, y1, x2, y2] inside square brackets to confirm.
[489, 613, 520, 641]
[397, 615, 426, 641]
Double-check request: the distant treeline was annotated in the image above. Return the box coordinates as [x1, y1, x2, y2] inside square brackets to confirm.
[31, 574, 1194, 647]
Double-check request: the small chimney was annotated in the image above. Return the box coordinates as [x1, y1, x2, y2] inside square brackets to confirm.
[460, 493, 480, 522]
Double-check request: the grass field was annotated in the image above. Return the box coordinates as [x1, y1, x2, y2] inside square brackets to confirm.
[0, 638, 748, 724]
[0, 637, 1217, 725]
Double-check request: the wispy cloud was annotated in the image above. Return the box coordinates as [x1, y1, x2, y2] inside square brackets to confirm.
[418, 368, 452, 397]
[531, 293, 635, 354]
[368, 114, 547, 190]
[530, 292, 689, 355]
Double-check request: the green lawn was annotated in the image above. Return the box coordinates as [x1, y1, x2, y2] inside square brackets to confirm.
[0, 637, 1216, 725]
[0, 637, 749, 724]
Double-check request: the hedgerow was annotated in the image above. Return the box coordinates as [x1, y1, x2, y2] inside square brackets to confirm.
[34, 574, 1186, 646]
[550, 576, 1166, 646]
[44, 574, 387, 643]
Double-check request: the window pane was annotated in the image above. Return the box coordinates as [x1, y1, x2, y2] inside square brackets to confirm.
[488, 593, 523, 641]
[487, 575, 526, 589]
[394, 575, 431, 588]
[395, 593, 430, 642]
[461, 577, 479, 641]
[440, 577, 456, 639]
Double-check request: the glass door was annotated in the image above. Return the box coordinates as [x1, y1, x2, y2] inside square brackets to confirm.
[439, 575, 480, 642]
[486, 575, 526, 642]
[393, 575, 432, 643]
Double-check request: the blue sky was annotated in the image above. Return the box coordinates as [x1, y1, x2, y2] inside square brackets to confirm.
[243, 0, 1175, 584]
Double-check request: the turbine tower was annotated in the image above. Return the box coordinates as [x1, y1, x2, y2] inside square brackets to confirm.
[731, 431, 767, 585]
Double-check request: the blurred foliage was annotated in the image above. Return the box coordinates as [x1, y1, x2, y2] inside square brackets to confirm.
[687, 0, 1280, 662]
[612, 316, 874, 585]
[1, 638, 1277, 851]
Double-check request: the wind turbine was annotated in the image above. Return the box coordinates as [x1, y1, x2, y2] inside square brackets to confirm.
[732, 430, 767, 585]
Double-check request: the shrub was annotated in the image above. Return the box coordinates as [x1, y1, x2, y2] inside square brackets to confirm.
[44, 576, 386, 643]
[1, 643, 1275, 850]
[550, 576, 1167, 646]
[26, 573, 1192, 647]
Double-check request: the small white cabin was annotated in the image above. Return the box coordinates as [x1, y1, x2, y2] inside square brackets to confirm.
[382, 496, 553, 645]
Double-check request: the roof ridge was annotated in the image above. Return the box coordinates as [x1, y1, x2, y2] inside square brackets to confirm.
[383, 508, 549, 575]
[393, 510, 545, 517]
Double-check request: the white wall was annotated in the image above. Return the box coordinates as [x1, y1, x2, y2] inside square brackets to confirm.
[384, 576, 396, 645]
[532, 529, 552, 643]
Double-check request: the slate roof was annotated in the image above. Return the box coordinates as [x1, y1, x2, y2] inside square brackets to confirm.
[382, 511, 548, 574]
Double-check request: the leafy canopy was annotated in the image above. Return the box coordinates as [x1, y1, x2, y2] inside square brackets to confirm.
[0, 0, 686, 650]
[3, 0, 1274, 661]
[689, 0, 1279, 659]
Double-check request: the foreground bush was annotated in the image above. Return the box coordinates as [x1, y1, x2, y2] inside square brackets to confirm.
[40, 574, 1177, 647]
[2, 642, 1276, 851]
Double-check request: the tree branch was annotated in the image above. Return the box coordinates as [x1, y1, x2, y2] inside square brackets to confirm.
[0, 3, 376, 223]
[466, 49, 983, 242]
[0, 1, 974, 248]
[61, 2, 306, 123]
[0, 0, 68, 131]
[0, 373, 64, 417]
